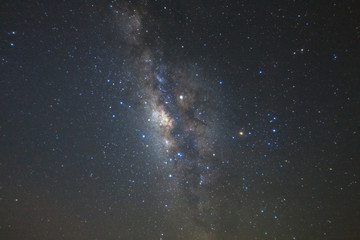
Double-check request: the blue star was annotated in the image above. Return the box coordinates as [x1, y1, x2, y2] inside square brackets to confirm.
[272, 129, 276, 133]
[177, 152, 183, 157]
[142, 134, 146, 139]
[259, 70, 262, 74]
[112, 114, 115, 118]
[219, 81, 223, 85]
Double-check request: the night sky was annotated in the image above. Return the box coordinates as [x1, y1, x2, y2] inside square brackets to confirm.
[1, 1, 360, 239]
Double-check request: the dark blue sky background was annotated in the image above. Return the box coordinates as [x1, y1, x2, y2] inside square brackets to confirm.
[1, 1, 359, 239]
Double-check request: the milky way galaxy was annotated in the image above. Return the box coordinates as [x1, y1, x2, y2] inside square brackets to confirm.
[2, 1, 359, 239]
[115, 4, 224, 237]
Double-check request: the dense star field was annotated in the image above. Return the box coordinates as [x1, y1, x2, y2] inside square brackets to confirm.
[1, 1, 359, 239]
